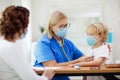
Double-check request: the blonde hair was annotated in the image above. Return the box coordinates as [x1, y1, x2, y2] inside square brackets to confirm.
[43, 11, 67, 39]
[86, 23, 108, 43]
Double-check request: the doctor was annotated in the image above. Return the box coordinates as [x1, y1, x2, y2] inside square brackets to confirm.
[34, 11, 93, 80]
[0, 5, 55, 80]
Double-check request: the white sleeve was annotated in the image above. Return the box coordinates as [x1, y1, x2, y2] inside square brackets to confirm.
[1, 44, 48, 80]
[97, 45, 109, 59]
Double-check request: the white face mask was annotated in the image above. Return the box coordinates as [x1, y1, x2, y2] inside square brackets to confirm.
[56, 23, 70, 38]
[56, 28, 68, 38]
[87, 36, 97, 46]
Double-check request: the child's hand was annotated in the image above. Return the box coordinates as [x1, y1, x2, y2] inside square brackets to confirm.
[67, 64, 74, 68]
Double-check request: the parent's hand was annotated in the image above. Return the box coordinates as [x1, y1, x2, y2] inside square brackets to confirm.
[42, 69, 55, 80]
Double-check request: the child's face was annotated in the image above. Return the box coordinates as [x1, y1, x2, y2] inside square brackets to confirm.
[87, 33, 98, 38]
[87, 33, 102, 45]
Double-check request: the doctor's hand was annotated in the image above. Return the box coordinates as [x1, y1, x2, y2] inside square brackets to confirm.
[67, 64, 74, 68]
[67, 64, 81, 69]
[77, 56, 94, 62]
[42, 69, 55, 80]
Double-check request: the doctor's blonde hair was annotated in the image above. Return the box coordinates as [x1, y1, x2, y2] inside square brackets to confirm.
[86, 23, 108, 43]
[43, 11, 67, 39]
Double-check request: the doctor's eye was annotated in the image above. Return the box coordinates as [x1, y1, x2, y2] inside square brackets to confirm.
[59, 23, 71, 29]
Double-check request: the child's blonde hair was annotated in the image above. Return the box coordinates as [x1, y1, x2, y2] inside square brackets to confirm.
[43, 11, 67, 39]
[86, 23, 108, 43]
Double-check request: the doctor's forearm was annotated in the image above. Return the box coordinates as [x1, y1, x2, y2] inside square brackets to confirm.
[56, 59, 80, 66]
[43, 59, 80, 67]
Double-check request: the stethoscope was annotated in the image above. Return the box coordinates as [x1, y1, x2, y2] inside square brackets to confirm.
[57, 38, 71, 61]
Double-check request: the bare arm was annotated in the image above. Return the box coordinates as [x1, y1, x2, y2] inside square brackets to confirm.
[67, 57, 106, 68]
[43, 56, 93, 67]
[77, 57, 106, 67]
[43, 59, 79, 67]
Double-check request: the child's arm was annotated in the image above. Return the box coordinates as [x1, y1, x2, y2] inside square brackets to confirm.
[67, 57, 106, 68]
[76, 57, 106, 67]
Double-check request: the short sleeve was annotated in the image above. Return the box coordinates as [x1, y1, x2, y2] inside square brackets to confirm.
[97, 45, 109, 59]
[34, 38, 55, 64]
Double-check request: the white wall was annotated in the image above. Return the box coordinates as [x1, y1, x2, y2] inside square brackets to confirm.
[31, 0, 120, 61]
[0, 0, 21, 12]
[0, 0, 120, 63]
[0, 0, 119, 79]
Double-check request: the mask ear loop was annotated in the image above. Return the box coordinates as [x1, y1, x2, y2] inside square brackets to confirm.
[66, 23, 71, 29]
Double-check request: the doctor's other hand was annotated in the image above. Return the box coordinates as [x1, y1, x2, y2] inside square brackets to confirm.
[42, 69, 55, 80]
[77, 56, 94, 62]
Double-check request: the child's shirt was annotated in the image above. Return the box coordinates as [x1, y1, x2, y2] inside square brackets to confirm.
[86, 45, 110, 80]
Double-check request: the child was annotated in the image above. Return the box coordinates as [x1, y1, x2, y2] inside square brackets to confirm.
[68, 23, 110, 80]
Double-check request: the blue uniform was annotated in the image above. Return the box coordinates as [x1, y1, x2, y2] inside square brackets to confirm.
[34, 34, 83, 80]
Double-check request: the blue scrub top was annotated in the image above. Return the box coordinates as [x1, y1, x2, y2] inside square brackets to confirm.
[34, 34, 83, 80]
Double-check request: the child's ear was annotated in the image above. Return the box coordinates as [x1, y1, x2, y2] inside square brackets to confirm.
[98, 35, 103, 41]
[98, 35, 102, 39]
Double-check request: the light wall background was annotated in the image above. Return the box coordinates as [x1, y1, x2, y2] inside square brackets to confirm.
[0, 0, 120, 79]
[31, 0, 120, 61]
[0, 0, 120, 62]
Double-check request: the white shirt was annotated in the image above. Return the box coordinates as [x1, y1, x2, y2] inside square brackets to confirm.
[0, 39, 48, 80]
[86, 45, 109, 61]
[86, 45, 110, 80]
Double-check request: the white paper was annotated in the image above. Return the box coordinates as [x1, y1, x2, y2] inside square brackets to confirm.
[33, 67, 62, 70]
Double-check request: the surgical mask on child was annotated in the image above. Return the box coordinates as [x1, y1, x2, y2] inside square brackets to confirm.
[87, 36, 97, 46]
[56, 28, 67, 37]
